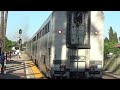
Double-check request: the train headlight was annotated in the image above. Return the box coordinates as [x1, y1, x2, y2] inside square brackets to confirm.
[95, 31, 99, 35]
[58, 30, 62, 34]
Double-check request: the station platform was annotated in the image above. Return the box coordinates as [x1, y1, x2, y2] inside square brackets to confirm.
[0, 51, 47, 79]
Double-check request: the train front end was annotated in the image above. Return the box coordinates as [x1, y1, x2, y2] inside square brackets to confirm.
[66, 11, 104, 79]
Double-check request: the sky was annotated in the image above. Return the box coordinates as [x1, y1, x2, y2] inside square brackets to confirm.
[6, 11, 120, 42]
[104, 11, 120, 39]
[6, 11, 53, 42]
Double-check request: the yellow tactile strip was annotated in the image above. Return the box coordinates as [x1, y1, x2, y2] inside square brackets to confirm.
[27, 61, 47, 79]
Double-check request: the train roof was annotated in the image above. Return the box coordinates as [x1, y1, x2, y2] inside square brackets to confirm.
[27, 11, 104, 42]
[29, 11, 53, 41]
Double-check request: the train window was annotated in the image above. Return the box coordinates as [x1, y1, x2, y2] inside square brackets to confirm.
[38, 33, 39, 39]
[47, 23, 49, 32]
[41, 29, 43, 36]
[45, 26, 46, 34]
[45, 25, 47, 34]
[34, 36, 36, 41]
[35, 36, 36, 41]
[40, 30, 42, 37]
[45, 25, 46, 34]
[32, 36, 36, 42]
[39, 31, 41, 38]
[45, 27, 46, 35]
[43, 28, 45, 36]
[46, 24, 48, 33]
[44, 27, 45, 34]
[38, 32, 39, 38]
[33, 37, 34, 42]
[73, 12, 83, 26]
[47, 24, 48, 33]
[48, 21, 50, 32]
[42, 28, 44, 36]
[37, 33, 39, 40]
[42, 28, 43, 36]
[66, 11, 90, 49]
[44, 27, 46, 35]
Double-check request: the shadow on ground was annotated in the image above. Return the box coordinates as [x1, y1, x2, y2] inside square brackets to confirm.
[6, 60, 22, 64]
[6, 60, 34, 73]
[0, 73, 26, 79]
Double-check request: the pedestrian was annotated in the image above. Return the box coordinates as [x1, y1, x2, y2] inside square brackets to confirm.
[7, 52, 10, 61]
[5, 52, 7, 61]
[0, 52, 5, 74]
[16, 49, 21, 59]
[9, 51, 12, 61]
[0, 52, 2, 71]
[19, 51, 21, 58]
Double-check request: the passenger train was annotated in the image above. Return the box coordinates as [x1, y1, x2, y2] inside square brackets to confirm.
[26, 11, 104, 79]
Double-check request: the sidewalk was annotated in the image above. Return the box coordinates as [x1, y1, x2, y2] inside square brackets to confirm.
[0, 51, 47, 79]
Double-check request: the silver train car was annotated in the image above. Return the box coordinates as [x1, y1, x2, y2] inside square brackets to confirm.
[26, 11, 104, 79]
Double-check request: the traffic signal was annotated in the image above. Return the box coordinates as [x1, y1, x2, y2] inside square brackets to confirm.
[19, 29, 22, 34]
[19, 39, 22, 44]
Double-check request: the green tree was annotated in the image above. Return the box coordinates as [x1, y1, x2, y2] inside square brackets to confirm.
[114, 32, 118, 43]
[108, 26, 118, 43]
[104, 37, 109, 43]
[104, 26, 120, 56]
[104, 42, 113, 54]
[109, 26, 114, 42]
[5, 37, 12, 52]
[119, 37, 120, 42]
[12, 41, 17, 47]
[5, 37, 18, 52]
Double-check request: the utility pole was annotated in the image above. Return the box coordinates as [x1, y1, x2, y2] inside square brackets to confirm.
[4, 11, 8, 36]
[0, 11, 8, 53]
[0, 11, 4, 53]
[0, 11, 8, 74]
[4, 11, 8, 51]
[3, 11, 8, 52]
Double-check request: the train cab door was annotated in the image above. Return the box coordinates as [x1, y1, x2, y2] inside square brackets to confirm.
[66, 11, 91, 78]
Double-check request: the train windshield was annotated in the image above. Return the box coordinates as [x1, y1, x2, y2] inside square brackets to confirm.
[66, 11, 90, 49]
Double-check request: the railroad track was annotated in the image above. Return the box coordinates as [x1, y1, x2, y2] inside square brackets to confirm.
[103, 72, 120, 79]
